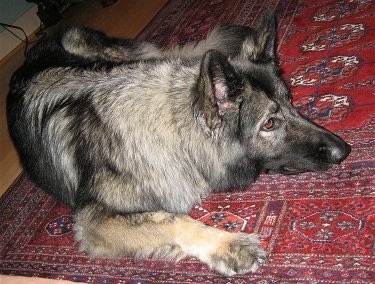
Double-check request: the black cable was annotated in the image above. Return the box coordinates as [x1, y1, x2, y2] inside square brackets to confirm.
[0, 23, 29, 56]
[0, 22, 46, 57]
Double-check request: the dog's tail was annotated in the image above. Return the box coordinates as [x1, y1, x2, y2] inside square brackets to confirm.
[59, 24, 257, 62]
[61, 26, 163, 62]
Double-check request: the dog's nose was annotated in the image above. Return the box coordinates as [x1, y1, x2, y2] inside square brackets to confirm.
[329, 143, 351, 163]
[319, 139, 351, 164]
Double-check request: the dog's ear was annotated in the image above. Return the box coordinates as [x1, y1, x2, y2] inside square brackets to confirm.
[240, 11, 276, 62]
[197, 50, 243, 130]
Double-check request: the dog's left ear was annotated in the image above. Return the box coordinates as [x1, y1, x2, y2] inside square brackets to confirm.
[240, 10, 276, 62]
[197, 50, 243, 130]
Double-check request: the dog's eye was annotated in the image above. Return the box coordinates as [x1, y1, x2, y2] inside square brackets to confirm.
[262, 118, 275, 131]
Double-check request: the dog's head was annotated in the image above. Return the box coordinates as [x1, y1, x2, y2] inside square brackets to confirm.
[196, 11, 351, 177]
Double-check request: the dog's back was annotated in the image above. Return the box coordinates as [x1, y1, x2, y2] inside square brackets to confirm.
[8, 32, 197, 209]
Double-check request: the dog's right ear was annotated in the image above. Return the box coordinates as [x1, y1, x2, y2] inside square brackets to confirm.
[196, 50, 243, 131]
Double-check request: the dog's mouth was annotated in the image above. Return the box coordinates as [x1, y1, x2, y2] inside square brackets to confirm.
[265, 163, 335, 175]
[279, 166, 305, 175]
[265, 166, 305, 175]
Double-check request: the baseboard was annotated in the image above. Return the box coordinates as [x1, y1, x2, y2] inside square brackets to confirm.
[0, 5, 40, 61]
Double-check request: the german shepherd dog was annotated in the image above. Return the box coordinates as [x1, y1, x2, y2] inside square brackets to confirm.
[7, 12, 350, 276]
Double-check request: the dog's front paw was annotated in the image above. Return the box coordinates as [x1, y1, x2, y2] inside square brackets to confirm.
[209, 233, 266, 276]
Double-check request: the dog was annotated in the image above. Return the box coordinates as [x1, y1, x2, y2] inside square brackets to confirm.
[7, 12, 350, 276]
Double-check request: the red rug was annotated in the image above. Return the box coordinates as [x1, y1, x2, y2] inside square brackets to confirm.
[1, 0, 374, 283]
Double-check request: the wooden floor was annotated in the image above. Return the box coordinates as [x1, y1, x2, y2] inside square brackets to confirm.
[0, 0, 167, 197]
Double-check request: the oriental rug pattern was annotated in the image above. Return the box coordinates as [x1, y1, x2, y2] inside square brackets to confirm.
[1, 0, 374, 283]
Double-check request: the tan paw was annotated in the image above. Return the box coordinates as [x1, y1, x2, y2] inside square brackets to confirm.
[209, 233, 266, 276]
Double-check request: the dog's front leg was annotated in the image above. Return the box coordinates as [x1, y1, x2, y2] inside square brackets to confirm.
[74, 204, 266, 276]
